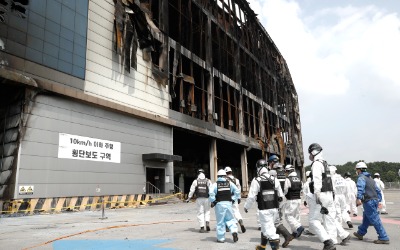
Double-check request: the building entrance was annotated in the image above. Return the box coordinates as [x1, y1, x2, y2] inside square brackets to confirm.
[146, 167, 165, 193]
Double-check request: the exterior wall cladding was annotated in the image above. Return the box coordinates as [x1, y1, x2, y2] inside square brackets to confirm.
[0, 0, 304, 202]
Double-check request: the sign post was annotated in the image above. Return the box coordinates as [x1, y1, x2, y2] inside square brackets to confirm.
[97, 185, 107, 220]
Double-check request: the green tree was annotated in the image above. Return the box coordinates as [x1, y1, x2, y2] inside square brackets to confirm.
[382, 170, 397, 182]
[304, 161, 400, 182]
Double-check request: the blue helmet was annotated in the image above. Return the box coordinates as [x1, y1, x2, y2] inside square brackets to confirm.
[268, 155, 279, 163]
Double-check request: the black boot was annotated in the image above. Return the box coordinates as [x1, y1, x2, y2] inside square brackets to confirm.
[199, 227, 206, 233]
[276, 224, 294, 248]
[270, 239, 280, 250]
[256, 233, 268, 250]
[239, 219, 246, 233]
[323, 239, 336, 250]
[295, 226, 305, 238]
[206, 221, 210, 231]
[232, 232, 238, 242]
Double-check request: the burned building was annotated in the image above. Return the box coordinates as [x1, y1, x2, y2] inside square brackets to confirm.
[0, 0, 303, 213]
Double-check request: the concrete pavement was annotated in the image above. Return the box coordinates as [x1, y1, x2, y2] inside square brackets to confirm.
[0, 190, 399, 250]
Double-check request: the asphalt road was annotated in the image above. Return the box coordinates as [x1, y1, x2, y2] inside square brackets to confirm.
[1, 190, 399, 250]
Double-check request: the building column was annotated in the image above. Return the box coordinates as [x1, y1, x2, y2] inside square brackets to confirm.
[241, 148, 249, 192]
[209, 138, 217, 182]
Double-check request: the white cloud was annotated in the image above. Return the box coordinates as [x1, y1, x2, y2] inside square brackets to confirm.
[248, 0, 400, 164]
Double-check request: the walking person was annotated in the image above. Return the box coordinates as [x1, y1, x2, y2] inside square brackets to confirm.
[244, 159, 284, 250]
[344, 172, 358, 217]
[283, 165, 305, 238]
[307, 143, 350, 250]
[268, 158, 294, 248]
[373, 173, 388, 214]
[330, 166, 353, 229]
[224, 166, 246, 233]
[209, 169, 240, 243]
[303, 170, 312, 208]
[303, 170, 316, 236]
[186, 169, 212, 233]
[353, 162, 390, 244]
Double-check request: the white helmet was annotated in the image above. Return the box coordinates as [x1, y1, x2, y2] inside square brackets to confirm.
[306, 170, 311, 177]
[269, 169, 277, 177]
[273, 162, 284, 170]
[355, 162, 367, 169]
[224, 166, 232, 173]
[374, 173, 380, 177]
[285, 165, 294, 171]
[217, 169, 226, 176]
[329, 165, 337, 175]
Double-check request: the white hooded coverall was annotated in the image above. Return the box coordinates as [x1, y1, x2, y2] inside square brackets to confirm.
[284, 171, 303, 233]
[244, 172, 283, 241]
[227, 175, 243, 221]
[331, 173, 351, 224]
[188, 173, 212, 228]
[374, 178, 387, 213]
[344, 177, 357, 215]
[309, 153, 349, 245]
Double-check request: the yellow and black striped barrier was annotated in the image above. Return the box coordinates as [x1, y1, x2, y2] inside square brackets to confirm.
[0, 192, 183, 215]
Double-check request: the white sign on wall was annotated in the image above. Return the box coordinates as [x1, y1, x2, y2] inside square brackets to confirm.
[58, 133, 121, 163]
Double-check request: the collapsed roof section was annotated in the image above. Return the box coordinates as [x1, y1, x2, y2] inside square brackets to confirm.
[112, 0, 304, 166]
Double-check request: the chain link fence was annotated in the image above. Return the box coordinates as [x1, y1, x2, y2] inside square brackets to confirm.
[384, 182, 400, 189]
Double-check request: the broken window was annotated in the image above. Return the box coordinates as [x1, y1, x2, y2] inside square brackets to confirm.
[116, 0, 304, 165]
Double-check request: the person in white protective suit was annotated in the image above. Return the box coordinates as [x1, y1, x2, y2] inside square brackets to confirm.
[283, 165, 305, 238]
[302, 170, 316, 236]
[186, 169, 213, 233]
[268, 157, 295, 248]
[329, 166, 353, 229]
[303, 171, 312, 208]
[244, 159, 284, 250]
[373, 173, 388, 214]
[224, 166, 246, 233]
[308, 143, 350, 250]
[344, 172, 358, 217]
[209, 169, 240, 243]
[254, 162, 268, 231]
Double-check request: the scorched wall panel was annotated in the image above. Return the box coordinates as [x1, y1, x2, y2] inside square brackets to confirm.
[84, 0, 170, 118]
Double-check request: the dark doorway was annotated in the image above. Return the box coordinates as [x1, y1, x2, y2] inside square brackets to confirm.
[146, 168, 165, 193]
[173, 128, 210, 193]
[216, 139, 244, 185]
[247, 148, 264, 181]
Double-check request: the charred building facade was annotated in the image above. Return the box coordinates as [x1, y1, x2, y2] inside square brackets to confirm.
[0, 0, 303, 213]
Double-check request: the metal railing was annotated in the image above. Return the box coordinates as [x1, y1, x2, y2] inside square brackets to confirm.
[173, 184, 182, 194]
[145, 182, 160, 198]
[173, 184, 183, 200]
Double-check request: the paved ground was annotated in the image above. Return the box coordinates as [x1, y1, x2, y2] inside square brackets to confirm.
[1, 190, 399, 250]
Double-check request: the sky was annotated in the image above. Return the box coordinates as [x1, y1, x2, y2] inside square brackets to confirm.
[247, 0, 400, 165]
